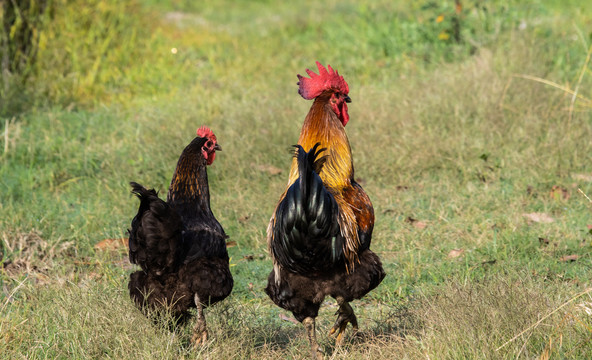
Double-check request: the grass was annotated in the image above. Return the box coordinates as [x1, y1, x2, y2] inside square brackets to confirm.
[1, 0, 592, 358]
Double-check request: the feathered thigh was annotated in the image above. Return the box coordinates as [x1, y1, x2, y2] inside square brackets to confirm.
[129, 257, 233, 319]
[265, 249, 385, 322]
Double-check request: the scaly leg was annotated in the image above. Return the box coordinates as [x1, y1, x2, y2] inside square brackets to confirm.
[302, 317, 323, 360]
[191, 294, 208, 346]
[329, 296, 358, 345]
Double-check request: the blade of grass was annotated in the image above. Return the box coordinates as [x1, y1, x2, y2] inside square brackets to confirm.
[496, 288, 592, 352]
[568, 45, 592, 125]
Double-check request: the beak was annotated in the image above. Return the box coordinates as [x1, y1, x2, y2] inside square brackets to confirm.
[214, 144, 222, 151]
[344, 95, 352, 103]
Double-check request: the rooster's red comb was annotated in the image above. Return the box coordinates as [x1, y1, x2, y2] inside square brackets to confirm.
[196, 126, 216, 141]
[297, 61, 349, 100]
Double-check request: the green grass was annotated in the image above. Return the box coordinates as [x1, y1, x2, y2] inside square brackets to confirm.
[2, 0, 592, 358]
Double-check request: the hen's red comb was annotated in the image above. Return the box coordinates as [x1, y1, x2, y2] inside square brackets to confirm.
[297, 61, 349, 100]
[196, 126, 216, 141]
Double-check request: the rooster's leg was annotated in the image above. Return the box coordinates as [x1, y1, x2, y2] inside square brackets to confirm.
[191, 294, 208, 346]
[303, 317, 323, 360]
[329, 296, 358, 345]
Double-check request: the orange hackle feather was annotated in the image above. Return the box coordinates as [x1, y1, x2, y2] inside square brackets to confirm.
[168, 127, 218, 201]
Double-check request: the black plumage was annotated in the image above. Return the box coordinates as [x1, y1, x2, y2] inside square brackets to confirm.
[127, 131, 232, 345]
[270, 144, 343, 275]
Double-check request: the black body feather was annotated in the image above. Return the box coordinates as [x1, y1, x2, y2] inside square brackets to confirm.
[127, 136, 233, 320]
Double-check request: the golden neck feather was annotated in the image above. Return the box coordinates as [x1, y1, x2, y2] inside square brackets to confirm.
[287, 97, 353, 190]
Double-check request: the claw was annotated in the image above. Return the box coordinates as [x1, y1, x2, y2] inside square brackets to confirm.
[191, 329, 208, 347]
[329, 297, 358, 346]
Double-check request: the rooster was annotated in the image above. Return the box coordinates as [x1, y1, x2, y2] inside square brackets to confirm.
[127, 126, 233, 346]
[265, 62, 385, 358]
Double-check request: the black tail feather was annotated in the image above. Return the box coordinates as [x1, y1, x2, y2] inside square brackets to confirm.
[128, 181, 183, 274]
[271, 143, 343, 274]
[130, 181, 158, 199]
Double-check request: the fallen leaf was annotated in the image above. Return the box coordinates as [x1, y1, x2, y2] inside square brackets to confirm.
[414, 221, 428, 229]
[279, 313, 299, 325]
[559, 254, 579, 262]
[447, 248, 464, 258]
[226, 240, 237, 248]
[253, 164, 282, 176]
[549, 185, 569, 201]
[238, 215, 250, 224]
[405, 217, 428, 229]
[94, 238, 128, 251]
[523, 213, 554, 224]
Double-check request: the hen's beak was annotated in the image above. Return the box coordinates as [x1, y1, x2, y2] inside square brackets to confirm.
[214, 144, 222, 151]
[344, 96, 352, 103]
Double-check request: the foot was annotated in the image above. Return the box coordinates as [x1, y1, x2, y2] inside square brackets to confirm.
[191, 294, 208, 347]
[303, 317, 323, 359]
[190, 327, 208, 346]
[328, 297, 358, 346]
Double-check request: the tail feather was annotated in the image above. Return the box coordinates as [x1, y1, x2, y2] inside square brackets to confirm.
[271, 143, 344, 274]
[128, 181, 183, 275]
[130, 181, 158, 199]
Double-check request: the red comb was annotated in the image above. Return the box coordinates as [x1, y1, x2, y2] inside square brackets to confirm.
[297, 61, 349, 100]
[196, 126, 216, 141]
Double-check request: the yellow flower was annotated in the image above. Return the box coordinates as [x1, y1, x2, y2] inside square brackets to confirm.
[438, 31, 450, 40]
[436, 15, 445, 23]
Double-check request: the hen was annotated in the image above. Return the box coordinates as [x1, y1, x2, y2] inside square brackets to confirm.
[265, 62, 385, 359]
[127, 126, 233, 345]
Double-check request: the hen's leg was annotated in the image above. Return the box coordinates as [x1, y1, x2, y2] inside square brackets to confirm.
[329, 296, 358, 345]
[191, 294, 208, 346]
[303, 317, 323, 360]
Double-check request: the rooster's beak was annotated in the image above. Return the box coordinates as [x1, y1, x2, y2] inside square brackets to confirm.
[214, 144, 222, 151]
[344, 96, 352, 103]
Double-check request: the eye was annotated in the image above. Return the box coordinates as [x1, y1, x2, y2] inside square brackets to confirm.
[206, 140, 213, 148]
